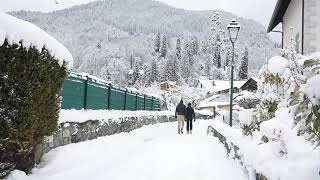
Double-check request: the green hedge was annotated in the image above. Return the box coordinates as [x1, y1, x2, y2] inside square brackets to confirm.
[0, 39, 67, 177]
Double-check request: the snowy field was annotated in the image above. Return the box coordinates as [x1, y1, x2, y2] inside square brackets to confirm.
[7, 120, 247, 180]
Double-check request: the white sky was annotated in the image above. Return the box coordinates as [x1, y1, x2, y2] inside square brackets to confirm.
[158, 0, 278, 26]
[0, 0, 277, 26]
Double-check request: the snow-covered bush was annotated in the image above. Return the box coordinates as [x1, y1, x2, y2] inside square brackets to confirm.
[0, 40, 68, 176]
[0, 13, 72, 177]
[242, 47, 320, 147]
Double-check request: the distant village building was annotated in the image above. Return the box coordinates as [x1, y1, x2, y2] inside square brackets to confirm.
[240, 78, 258, 92]
[159, 81, 177, 91]
[196, 78, 259, 112]
[268, 0, 320, 54]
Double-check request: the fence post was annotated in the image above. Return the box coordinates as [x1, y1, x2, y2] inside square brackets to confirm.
[151, 96, 154, 111]
[83, 75, 89, 110]
[143, 94, 146, 110]
[107, 83, 111, 110]
[135, 93, 138, 110]
[124, 89, 127, 110]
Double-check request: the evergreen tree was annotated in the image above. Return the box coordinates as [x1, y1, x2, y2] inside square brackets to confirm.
[180, 52, 192, 81]
[204, 57, 212, 77]
[190, 36, 199, 56]
[171, 55, 180, 82]
[160, 34, 167, 58]
[175, 38, 181, 60]
[225, 48, 231, 70]
[154, 32, 161, 53]
[213, 34, 221, 68]
[148, 59, 160, 84]
[162, 58, 172, 81]
[162, 54, 179, 82]
[239, 47, 249, 80]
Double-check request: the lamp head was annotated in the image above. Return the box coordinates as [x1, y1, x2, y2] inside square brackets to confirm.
[227, 19, 241, 43]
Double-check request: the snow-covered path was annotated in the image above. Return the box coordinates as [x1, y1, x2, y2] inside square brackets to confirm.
[7, 121, 247, 180]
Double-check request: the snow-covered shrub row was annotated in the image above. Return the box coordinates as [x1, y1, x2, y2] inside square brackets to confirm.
[240, 49, 320, 148]
[0, 14, 70, 178]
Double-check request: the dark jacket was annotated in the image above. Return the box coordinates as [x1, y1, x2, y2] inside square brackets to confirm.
[175, 101, 186, 116]
[186, 105, 195, 121]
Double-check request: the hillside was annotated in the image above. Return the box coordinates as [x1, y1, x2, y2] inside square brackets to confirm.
[11, 0, 279, 86]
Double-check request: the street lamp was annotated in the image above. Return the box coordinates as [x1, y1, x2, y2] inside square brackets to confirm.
[227, 19, 240, 127]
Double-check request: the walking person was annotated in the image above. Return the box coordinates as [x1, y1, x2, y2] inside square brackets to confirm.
[186, 103, 196, 134]
[175, 100, 186, 134]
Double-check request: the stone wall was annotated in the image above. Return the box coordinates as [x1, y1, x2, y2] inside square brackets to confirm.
[207, 126, 269, 180]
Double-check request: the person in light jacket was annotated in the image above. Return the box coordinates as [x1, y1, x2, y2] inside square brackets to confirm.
[186, 103, 196, 134]
[175, 100, 186, 134]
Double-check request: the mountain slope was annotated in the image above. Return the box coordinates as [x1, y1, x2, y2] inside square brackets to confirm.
[11, 0, 278, 85]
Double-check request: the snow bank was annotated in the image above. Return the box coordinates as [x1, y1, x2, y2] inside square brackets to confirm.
[59, 110, 174, 123]
[304, 75, 320, 105]
[210, 120, 320, 180]
[0, 13, 73, 69]
[239, 109, 253, 126]
[268, 56, 289, 75]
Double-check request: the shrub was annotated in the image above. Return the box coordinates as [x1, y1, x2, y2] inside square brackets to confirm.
[0, 39, 67, 176]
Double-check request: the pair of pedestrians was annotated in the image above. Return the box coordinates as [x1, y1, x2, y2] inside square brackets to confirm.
[175, 100, 196, 134]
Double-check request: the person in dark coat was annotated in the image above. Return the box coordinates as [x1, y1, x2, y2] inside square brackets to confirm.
[186, 103, 196, 134]
[175, 100, 186, 134]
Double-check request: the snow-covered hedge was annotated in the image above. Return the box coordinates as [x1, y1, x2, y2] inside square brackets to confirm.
[0, 13, 72, 178]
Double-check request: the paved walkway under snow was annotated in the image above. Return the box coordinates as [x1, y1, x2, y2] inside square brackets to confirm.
[7, 121, 247, 180]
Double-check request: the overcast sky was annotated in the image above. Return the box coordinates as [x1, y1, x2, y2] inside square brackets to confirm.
[158, 0, 277, 26]
[0, 0, 277, 26]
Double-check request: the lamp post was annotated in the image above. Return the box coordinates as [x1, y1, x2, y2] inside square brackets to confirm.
[227, 19, 240, 127]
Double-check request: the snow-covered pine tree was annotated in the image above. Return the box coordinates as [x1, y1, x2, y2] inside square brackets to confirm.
[162, 57, 172, 81]
[171, 54, 180, 82]
[175, 38, 181, 60]
[213, 34, 221, 68]
[190, 36, 199, 56]
[225, 47, 231, 69]
[180, 50, 193, 82]
[148, 59, 160, 84]
[204, 57, 212, 77]
[160, 34, 167, 58]
[162, 54, 180, 82]
[154, 32, 161, 53]
[239, 47, 249, 80]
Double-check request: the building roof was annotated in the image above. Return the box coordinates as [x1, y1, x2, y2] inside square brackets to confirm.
[267, 0, 291, 32]
[198, 79, 246, 93]
[197, 94, 237, 109]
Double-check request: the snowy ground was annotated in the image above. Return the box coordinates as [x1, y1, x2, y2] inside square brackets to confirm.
[7, 120, 247, 180]
[59, 109, 174, 123]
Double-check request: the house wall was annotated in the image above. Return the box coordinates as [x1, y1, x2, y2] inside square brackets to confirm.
[304, 0, 320, 54]
[283, 0, 303, 53]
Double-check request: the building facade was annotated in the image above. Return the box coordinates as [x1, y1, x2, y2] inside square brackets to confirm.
[268, 0, 320, 54]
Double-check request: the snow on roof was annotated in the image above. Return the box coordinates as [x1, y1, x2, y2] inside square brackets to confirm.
[159, 81, 177, 86]
[197, 94, 237, 108]
[0, 13, 73, 69]
[198, 101, 231, 109]
[198, 79, 246, 93]
[235, 90, 257, 100]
